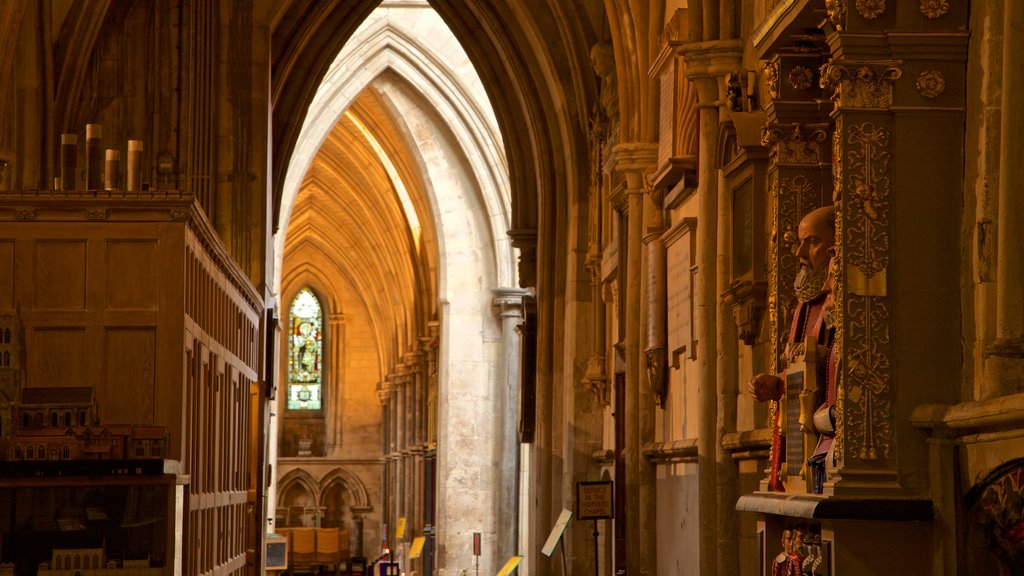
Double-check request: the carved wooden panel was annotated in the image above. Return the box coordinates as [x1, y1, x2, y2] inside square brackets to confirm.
[33, 240, 87, 309]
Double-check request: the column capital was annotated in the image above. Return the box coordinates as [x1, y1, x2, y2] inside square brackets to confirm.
[492, 287, 530, 314]
[679, 39, 744, 100]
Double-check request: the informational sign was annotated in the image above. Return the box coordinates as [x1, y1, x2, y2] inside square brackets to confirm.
[265, 534, 288, 570]
[409, 536, 426, 559]
[473, 531, 482, 556]
[541, 508, 573, 557]
[496, 556, 522, 576]
[396, 517, 407, 539]
[576, 480, 614, 520]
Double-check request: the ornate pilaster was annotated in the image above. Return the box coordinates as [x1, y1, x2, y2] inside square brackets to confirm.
[822, 55, 902, 492]
[760, 46, 833, 377]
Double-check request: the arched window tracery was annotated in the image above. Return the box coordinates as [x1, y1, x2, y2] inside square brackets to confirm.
[288, 288, 323, 410]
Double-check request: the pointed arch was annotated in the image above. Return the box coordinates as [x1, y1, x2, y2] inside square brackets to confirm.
[319, 467, 372, 510]
[277, 468, 321, 504]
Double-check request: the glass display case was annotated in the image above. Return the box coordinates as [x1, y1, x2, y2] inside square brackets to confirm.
[0, 460, 185, 576]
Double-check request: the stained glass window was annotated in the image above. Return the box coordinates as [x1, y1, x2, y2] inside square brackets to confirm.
[288, 288, 323, 410]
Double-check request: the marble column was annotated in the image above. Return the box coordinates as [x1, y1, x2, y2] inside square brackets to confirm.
[493, 288, 528, 565]
[328, 312, 345, 454]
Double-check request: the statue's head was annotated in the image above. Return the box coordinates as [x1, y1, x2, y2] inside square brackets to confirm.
[590, 42, 615, 77]
[793, 206, 836, 303]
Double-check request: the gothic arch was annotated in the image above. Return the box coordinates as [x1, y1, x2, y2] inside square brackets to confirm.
[277, 468, 321, 504]
[319, 467, 372, 510]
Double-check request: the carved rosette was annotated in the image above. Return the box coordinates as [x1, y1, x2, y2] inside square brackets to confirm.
[915, 70, 946, 99]
[763, 60, 780, 100]
[826, 0, 847, 29]
[855, 0, 885, 19]
[920, 0, 950, 19]
[788, 66, 816, 91]
[761, 123, 830, 166]
[820, 62, 902, 110]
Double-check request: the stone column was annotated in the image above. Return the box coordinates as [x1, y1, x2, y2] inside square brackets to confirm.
[680, 39, 742, 576]
[493, 288, 528, 565]
[328, 312, 345, 455]
[607, 142, 658, 576]
[988, 0, 1024, 396]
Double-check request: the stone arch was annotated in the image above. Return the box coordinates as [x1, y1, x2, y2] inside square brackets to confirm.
[319, 467, 372, 510]
[277, 468, 321, 527]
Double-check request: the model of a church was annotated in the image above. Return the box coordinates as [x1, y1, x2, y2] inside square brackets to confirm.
[0, 314, 167, 463]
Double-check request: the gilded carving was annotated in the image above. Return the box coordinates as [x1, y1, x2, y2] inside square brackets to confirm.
[844, 123, 891, 281]
[915, 70, 946, 99]
[767, 172, 823, 374]
[763, 60, 780, 100]
[843, 296, 892, 462]
[834, 118, 894, 466]
[826, 0, 847, 29]
[788, 66, 815, 91]
[832, 202, 846, 462]
[855, 0, 885, 19]
[767, 175, 781, 371]
[762, 123, 830, 166]
[832, 118, 843, 202]
[920, 0, 950, 19]
[820, 62, 902, 109]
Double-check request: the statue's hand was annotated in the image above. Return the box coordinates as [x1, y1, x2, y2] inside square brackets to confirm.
[748, 373, 785, 402]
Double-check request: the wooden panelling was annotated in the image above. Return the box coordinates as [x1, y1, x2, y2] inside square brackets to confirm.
[106, 240, 159, 309]
[33, 240, 87, 309]
[30, 327, 88, 387]
[103, 327, 155, 424]
[0, 240, 12, 309]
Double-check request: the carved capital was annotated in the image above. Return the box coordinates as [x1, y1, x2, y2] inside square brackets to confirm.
[761, 123, 830, 166]
[820, 62, 902, 109]
[508, 227, 537, 288]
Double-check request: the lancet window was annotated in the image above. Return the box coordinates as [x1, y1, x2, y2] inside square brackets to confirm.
[288, 288, 323, 410]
